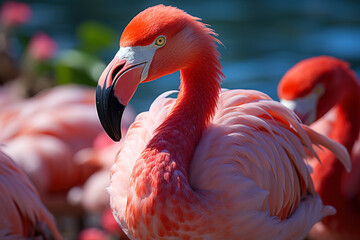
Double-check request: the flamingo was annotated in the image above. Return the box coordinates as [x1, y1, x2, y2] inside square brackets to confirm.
[0, 85, 104, 222]
[0, 150, 62, 239]
[68, 106, 135, 213]
[278, 56, 360, 240]
[96, 5, 351, 239]
[69, 111, 135, 240]
[0, 85, 103, 195]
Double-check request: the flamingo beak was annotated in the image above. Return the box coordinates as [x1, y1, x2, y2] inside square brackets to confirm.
[280, 98, 317, 125]
[96, 57, 145, 141]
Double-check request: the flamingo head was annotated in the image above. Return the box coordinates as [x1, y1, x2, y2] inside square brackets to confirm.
[96, 4, 218, 141]
[278, 56, 350, 124]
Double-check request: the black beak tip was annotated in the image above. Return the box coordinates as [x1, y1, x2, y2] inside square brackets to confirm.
[96, 85, 125, 142]
[105, 121, 122, 142]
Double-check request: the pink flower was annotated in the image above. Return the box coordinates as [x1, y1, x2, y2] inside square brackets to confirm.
[101, 208, 126, 237]
[0, 1, 32, 27]
[78, 228, 109, 240]
[27, 32, 58, 61]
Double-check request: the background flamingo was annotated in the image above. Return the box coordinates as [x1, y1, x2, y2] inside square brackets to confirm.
[0, 150, 62, 239]
[278, 56, 360, 240]
[69, 107, 135, 214]
[0, 83, 135, 238]
[0, 85, 105, 232]
[96, 5, 351, 240]
[0, 85, 102, 195]
[68, 110, 135, 240]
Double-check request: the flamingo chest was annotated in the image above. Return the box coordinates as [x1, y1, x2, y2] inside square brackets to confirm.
[124, 161, 210, 240]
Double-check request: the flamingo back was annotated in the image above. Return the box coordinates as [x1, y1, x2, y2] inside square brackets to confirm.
[109, 89, 350, 240]
[188, 89, 349, 239]
[0, 85, 103, 194]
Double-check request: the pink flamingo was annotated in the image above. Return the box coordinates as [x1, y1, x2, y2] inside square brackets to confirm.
[70, 110, 135, 240]
[70, 108, 135, 214]
[0, 150, 62, 239]
[0, 85, 103, 214]
[96, 5, 351, 239]
[278, 56, 360, 240]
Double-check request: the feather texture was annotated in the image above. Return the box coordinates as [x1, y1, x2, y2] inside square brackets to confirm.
[0, 151, 62, 239]
[100, 6, 351, 240]
[109, 89, 349, 240]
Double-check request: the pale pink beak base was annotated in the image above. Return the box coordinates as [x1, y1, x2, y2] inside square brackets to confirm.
[96, 57, 145, 141]
[98, 57, 145, 106]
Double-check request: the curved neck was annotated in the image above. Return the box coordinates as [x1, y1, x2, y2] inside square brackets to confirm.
[313, 69, 360, 196]
[329, 71, 360, 153]
[145, 49, 222, 176]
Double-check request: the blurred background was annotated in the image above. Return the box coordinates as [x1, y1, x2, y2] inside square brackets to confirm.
[0, 0, 360, 239]
[3, 0, 360, 111]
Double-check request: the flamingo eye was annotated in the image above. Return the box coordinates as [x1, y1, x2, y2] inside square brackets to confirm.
[313, 83, 324, 96]
[155, 36, 166, 47]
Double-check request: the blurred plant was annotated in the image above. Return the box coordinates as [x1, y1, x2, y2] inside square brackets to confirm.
[78, 208, 129, 240]
[0, 0, 117, 95]
[78, 227, 111, 240]
[9, 31, 59, 97]
[54, 22, 117, 87]
[101, 208, 128, 239]
[0, 1, 59, 97]
[27, 32, 58, 61]
[0, 1, 31, 84]
[0, 1, 31, 28]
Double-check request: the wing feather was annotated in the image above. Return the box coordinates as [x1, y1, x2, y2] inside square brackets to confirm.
[111, 89, 350, 240]
[189, 89, 348, 239]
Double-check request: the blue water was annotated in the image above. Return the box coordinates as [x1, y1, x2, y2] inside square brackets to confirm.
[20, 0, 360, 112]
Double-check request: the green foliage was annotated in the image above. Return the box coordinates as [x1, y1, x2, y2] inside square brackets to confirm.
[7, 20, 117, 88]
[55, 22, 116, 86]
[77, 22, 117, 55]
[55, 50, 105, 86]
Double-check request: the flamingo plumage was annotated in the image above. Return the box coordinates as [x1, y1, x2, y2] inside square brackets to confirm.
[96, 5, 351, 240]
[68, 106, 135, 213]
[0, 150, 62, 239]
[278, 56, 360, 240]
[0, 85, 102, 196]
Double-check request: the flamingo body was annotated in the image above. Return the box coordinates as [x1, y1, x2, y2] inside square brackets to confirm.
[96, 6, 351, 240]
[110, 89, 349, 240]
[278, 56, 360, 239]
[0, 85, 103, 195]
[0, 151, 62, 239]
[69, 106, 135, 213]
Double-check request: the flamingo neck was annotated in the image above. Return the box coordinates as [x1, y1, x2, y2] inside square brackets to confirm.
[125, 55, 222, 236]
[328, 70, 360, 155]
[131, 46, 222, 203]
[313, 69, 360, 198]
[146, 51, 222, 175]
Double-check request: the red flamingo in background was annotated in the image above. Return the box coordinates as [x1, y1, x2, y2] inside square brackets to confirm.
[0, 150, 62, 239]
[278, 56, 360, 240]
[96, 5, 350, 240]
